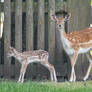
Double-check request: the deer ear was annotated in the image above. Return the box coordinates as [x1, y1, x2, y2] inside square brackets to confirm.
[50, 15, 57, 21]
[65, 13, 71, 21]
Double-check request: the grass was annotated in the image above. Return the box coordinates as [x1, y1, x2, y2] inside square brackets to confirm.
[0, 80, 92, 92]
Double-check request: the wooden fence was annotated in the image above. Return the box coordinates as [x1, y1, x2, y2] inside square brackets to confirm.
[0, 0, 91, 81]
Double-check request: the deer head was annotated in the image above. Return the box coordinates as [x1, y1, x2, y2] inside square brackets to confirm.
[7, 47, 16, 57]
[50, 13, 71, 30]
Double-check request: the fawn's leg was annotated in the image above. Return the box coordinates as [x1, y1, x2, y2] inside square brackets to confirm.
[42, 61, 57, 82]
[18, 64, 24, 82]
[21, 61, 28, 83]
[48, 63, 57, 82]
[69, 51, 78, 82]
[53, 66, 57, 82]
[18, 60, 28, 83]
[49, 64, 57, 82]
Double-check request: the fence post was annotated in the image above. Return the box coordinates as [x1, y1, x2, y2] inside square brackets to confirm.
[15, 0, 22, 79]
[36, 0, 45, 78]
[26, 0, 34, 79]
[37, 0, 45, 49]
[48, 0, 55, 63]
[4, 0, 11, 78]
[26, 0, 33, 51]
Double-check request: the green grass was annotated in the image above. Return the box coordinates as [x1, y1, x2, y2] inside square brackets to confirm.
[0, 80, 92, 92]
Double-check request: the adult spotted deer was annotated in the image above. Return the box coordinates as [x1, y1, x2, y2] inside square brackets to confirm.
[51, 13, 92, 82]
[7, 47, 57, 83]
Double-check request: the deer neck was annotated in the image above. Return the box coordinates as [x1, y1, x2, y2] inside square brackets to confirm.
[58, 26, 74, 55]
[13, 50, 22, 61]
[58, 25, 66, 40]
[59, 28, 68, 46]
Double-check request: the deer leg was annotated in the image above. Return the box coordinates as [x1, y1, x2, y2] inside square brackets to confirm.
[83, 63, 92, 81]
[21, 62, 28, 83]
[18, 72, 22, 82]
[18, 64, 24, 83]
[18, 73, 22, 82]
[69, 51, 78, 82]
[47, 63, 57, 82]
[83, 54, 92, 81]
[18, 61, 28, 83]
[53, 67, 57, 82]
[73, 70, 76, 82]
[46, 64, 54, 81]
[70, 65, 74, 82]
[50, 71, 54, 81]
[51, 65, 57, 82]
[42, 62, 57, 82]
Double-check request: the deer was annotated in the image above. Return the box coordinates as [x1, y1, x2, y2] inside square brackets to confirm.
[7, 47, 57, 83]
[51, 12, 92, 82]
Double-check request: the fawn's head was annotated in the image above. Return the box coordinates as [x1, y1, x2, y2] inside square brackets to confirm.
[51, 13, 71, 30]
[7, 47, 16, 57]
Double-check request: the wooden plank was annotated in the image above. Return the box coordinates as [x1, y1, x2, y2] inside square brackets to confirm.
[48, 0, 55, 63]
[0, 36, 4, 78]
[0, 27, 4, 78]
[11, 12, 15, 80]
[91, 0, 92, 24]
[26, 0, 33, 80]
[55, 63, 67, 77]
[26, 0, 33, 50]
[36, 0, 45, 79]
[10, 64, 15, 79]
[37, 0, 45, 49]
[66, 0, 71, 32]
[44, 13, 48, 51]
[0, 65, 3, 78]
[0, 39, 1, 64]
[4, 0, 11, 78]
[0, 3, 3, 12]
[78, 0, 90, 29]
[15, 0, 22, 79]
[0, 2, 65, 13]
[67, 0, 90, 32]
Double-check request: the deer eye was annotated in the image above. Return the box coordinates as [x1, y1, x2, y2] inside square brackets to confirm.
[59, 24, 62, 28]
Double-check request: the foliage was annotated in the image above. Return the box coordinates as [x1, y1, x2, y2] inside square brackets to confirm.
[0, 81, 92, 92]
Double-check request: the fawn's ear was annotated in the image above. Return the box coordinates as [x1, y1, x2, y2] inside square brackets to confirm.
[65, 13, 71, 21]
[50, 15, 57, 21]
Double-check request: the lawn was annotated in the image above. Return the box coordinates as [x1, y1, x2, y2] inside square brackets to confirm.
[0, 80, 92, 92]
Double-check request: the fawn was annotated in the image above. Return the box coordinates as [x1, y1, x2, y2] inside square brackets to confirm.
[7, 47, 57, 83]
